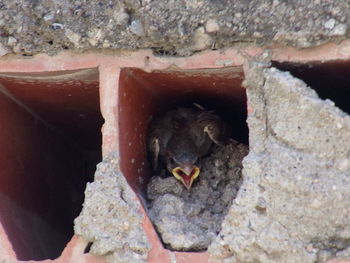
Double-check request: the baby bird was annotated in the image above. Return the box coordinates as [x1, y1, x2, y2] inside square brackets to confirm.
[147, 104, 228, 190]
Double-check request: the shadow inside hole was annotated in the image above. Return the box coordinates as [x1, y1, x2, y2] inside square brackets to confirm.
[272, 61, 350, 114]
[84, 242, 93, 254]
[0, 69, 103, 260]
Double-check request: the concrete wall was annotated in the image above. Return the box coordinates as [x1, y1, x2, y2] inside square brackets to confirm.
[0, 43, 350, 263]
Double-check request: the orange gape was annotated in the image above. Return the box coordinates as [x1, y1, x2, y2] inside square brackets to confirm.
[172, 166, 200, 190]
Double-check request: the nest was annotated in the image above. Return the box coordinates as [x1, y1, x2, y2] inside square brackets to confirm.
[146, 139, 248, 251]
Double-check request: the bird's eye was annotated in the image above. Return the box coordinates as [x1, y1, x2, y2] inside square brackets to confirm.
[204, 125, 213, 132]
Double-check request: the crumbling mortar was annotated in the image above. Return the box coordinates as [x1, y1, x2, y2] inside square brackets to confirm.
[74, 153, 151, 263]
[209, 64, 350, 263]
[243, 61, 269, 154]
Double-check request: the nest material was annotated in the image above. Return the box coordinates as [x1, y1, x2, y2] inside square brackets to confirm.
[146, 140, 248, 251]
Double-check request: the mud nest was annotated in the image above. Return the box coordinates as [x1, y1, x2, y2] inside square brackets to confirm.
[146, 139, 248, 251]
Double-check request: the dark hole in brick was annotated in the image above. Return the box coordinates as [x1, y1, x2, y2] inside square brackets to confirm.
[151, 47, 179, 57]
[272, 61, 350, 114]
[0, 69, 103, 260]
[118, 67, 248, 251]
[84, 242, 93, 254]
[118, 67, 248, 195]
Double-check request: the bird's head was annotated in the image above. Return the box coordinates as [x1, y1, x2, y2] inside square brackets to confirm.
[169, 152, 200, 190]
[166, 134, 201, 190]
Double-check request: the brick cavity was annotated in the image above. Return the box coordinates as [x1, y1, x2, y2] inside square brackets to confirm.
[0, 69, 103, 260]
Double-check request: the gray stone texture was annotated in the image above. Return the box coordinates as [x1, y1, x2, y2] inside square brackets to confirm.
[74, 153, 150, 263]
[0, 0, 349, 56]
[208, 65, 350, 263]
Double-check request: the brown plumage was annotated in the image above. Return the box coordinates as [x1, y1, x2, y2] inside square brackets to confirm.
[147, 104, 228, 190]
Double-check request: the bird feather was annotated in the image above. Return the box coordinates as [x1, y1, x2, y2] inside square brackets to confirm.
[147, 105, 228, 172]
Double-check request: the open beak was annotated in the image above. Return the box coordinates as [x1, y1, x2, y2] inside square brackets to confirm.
[172, 165, 200, 190]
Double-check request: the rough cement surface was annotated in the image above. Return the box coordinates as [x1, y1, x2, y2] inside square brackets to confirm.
[74, 153, 150, 263]
[0, 0, 350, 56]
[146, 140, 248, 251]
[208, 65, 350, 263]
